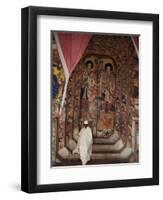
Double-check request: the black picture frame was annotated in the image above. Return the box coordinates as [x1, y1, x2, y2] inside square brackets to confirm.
[21, 6, 159, 193]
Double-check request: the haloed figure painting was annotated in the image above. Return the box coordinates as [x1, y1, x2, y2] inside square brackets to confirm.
[51, 31, 139, 167]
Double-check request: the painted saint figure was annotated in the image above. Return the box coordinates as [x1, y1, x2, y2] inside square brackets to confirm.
[100, 63, 116, 112]
[52, 63, 65, 110]
[79, 60, 97, 120]
[73, 120, 93, 165]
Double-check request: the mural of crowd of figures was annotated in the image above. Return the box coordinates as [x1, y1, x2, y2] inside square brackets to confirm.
[51, 32, 139, 166]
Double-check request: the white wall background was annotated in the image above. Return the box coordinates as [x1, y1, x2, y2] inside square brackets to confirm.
[0, 0, 162, 199]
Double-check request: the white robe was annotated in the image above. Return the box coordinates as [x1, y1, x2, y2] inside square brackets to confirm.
[73, 127, 93, 165]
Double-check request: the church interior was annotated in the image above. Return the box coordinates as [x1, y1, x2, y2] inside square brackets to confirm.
[51, 32, 139, 166]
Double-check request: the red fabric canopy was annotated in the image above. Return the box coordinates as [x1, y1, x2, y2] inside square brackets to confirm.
[131, 36, 139, 57]
[55, 32, 92, 114]
[58, 32, 92, 75]
[132, 36, 139, 50]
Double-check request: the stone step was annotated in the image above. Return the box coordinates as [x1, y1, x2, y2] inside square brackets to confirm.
[56, 147, 132, 165]
[91, 147, 132, 160]
[92, 139, 125, 153]
[93, 132, 119, 144]
[119, 147, 133, 159]
[67, 133, 120, 153]
[73, 129, 114, 142]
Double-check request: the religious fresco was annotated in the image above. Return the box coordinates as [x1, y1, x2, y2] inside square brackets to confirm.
[51, 32, 139, 166]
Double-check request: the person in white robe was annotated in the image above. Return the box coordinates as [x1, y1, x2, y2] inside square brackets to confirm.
[73, 120, 93, 165]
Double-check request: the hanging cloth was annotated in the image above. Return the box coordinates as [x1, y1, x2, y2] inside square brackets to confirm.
[54, 32, 92, 114]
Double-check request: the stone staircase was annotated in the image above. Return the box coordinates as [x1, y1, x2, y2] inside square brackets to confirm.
[55, 131, 133, 166]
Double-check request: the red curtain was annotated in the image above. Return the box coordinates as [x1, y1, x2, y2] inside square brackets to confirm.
[58, 32, 92, 75]
[132, 36, 139, 50]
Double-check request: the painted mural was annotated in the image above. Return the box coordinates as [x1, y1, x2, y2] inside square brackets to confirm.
[51, 32, 139, 166]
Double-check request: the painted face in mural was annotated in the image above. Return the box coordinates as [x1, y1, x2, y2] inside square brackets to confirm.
[105, 63, 113, 75]
[86, 60, 94, 74]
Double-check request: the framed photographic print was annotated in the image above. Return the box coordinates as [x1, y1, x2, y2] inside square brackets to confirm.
[21, 6, 159, 193]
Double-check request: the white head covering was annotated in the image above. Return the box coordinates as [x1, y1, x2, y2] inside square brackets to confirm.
[83, 120, 88, 125]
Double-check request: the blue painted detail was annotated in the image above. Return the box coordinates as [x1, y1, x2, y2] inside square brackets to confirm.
[52, 75, 59, 98]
